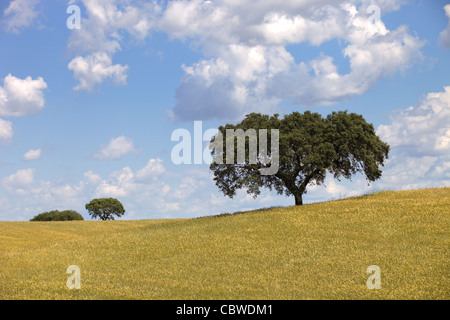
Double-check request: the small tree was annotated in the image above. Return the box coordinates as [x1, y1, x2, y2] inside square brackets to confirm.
[85, 198, 125, 221]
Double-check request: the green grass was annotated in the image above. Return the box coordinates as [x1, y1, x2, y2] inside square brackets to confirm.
[0, 187, 448, 299]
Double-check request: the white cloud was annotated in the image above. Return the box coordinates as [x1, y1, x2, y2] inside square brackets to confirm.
[158, 0, 347, 44]
[0, 118, 13, 144]
[377, 86, 450, 155]
[379, 155, 440, 187]
[173, 177, 199, 200]
[430, 161, 450, 180]
[63, 1, 423, 116]
[323, 178, 350, 198]
[209, 194, 226, 206]
[439, 4, 450, 49]
[374, 86, 450, 190]
[94, 136, 139, 160]
[67, 0, 160, 54]
[51, 182, 84, 199]
[157, 200, 180, 213]
[83, 170, 102, 185]
[0, 74, 47, 117]
[173, 44, 289, 120]
[0, 74, 46, 143]
[68, 52, 129, 91]
[161, 0, 424, 120]
[1, 168, 35, 194]
[1, 168, 87, 210]
[66, 0, 160, 90]
[2, 0, 40, 33]
[293, 25, 423, 106]
[23, 148, 42, 160]
[135, 158, 165, 182]
[92, 159, 168, 198]
[64, 0, 422, 109]
[95, 173, 130, 197]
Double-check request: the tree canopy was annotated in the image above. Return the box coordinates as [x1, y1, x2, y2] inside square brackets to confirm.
[30, 210, 84, 221]
[85, 198, 125, 221]
[209, 111, 390, 205]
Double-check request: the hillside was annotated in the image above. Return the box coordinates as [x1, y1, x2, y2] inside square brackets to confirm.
[0, 187, 448, 299]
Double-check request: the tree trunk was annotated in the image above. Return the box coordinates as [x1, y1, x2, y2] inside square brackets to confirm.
[294, 193, 303, 206]
[276, 171, 307, 206]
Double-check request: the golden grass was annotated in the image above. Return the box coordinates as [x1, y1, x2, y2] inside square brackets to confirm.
[0, 187, 448, 299]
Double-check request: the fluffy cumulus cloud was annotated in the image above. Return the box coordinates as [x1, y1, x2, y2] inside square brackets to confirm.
[439, 4, 450, 49]
[0, 74, 47, 117]
[94, 136, 139, 160]
[68, 52, 129, 91]
[1, 168, 35, 195]
[23, 148, 42, 160]
[2, 0, 40, 33]
[160, 0, 424, 120]
[66, 0, 161, 91]
[86, 158, 176, 216]
[66, 0, 423, 114]
[0, 118, 13, 144]
[95, 163, 166, 197]
[377, 86, 450, 156]
[0, 74, 47, 143]
[67, 0, 159, 54]
[376, 86, 450, 189]
[173, 176, 201, 200]
[135, 158, 165, 182]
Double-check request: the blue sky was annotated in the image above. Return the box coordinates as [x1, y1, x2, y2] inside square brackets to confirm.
[0, 0, 449, 221]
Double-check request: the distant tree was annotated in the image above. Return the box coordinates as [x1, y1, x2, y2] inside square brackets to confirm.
[85, 198, 125, 221]
[30, 210, 84, 221]
[210, 111, 390, 206]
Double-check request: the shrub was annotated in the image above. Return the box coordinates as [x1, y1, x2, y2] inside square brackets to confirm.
[30, 210, 84, 221]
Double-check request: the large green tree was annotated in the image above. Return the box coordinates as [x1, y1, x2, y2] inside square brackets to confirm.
[85, 198, 125, 221]
[209, 111, 390, 205]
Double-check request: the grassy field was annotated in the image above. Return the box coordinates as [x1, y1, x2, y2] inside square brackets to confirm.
[0, 187, 448, 300]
